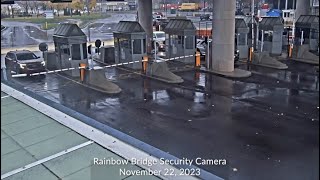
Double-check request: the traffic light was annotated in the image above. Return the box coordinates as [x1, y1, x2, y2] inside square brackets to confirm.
[50, 0, 72, 3]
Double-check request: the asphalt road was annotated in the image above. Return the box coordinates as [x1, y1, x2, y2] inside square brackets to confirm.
[6, 59, 319, 180]
[1, 13, 210, 48]
[1, 13, 136, 48]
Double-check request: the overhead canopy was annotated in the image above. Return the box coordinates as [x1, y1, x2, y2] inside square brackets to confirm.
[235, 18, 248, 28]
[164, 19, 196, 35]
[259, 17, 284, 31]
[295, 15, 319, 29]
[242, 15, 257, 25]
[53, 23, 85, 37]
[113, 21, 145, 34]
[53, 23, 87, 44]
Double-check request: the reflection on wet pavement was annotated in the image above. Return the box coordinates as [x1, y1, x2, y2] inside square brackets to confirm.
[8, 60, 319, 180]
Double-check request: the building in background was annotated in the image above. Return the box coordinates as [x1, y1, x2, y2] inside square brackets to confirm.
[127, 0, 137, 10]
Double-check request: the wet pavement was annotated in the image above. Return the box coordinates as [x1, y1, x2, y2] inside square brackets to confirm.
[4, 59, 319, 180]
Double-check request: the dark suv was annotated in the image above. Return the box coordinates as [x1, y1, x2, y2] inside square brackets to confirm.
[200, 14, 211, 21]
[5, 50, 46, 75]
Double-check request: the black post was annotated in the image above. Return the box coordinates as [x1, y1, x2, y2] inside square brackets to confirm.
[287, 27, 290, 57]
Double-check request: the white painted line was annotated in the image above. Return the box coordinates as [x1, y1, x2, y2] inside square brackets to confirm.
[30, 73, 40, 76]
[1, 95, 10, 99]
[128, 62, 134, 64]
[1, 141, 93, 179]
[118, 63, 123, 66]
[134, 60, 140, 63]
[93, 66, 103, 70]
[11, 74, 27, 78]
[1, 84, 203, 180]
[111, 64, 117, 67]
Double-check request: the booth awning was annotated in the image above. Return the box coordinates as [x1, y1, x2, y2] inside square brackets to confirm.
[164, 19, 196, 35]
[113, 21, 145, 33]
[295, 15, 319, 29]
[259, 17, 284, 31]
[235, 18, 248, 28]
[53, 23, 85, 37]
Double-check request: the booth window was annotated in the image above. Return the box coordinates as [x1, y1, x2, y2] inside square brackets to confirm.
[238, 35, 246, 45]
[178, 36, 184, 45]
[185, 36, 194, 49]
[72, 44, 81, 60]
[143, 39, 146, 53]
[82, 43, 88, 59]
[54, 42, 58, 52]
[61, 44, 70, 55]
[133, 39, 142, 54]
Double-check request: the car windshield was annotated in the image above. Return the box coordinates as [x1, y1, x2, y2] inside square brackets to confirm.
[155, 33, 165, 38]
[16, 53, 37, 60]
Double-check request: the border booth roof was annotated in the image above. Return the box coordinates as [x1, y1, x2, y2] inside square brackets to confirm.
[53, 23, 87, 44]
[259, 17, 284, 31]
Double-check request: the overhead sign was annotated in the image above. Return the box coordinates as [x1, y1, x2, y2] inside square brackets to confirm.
[43, 10, 54, 19]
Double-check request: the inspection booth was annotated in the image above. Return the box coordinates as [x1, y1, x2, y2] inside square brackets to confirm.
[53, 23, 88, 77]
[163, 19, 197, 63]
[235, 18, 249, 59]
[113, 21, 147, 70]
[258, 17, 284, 55]
[295, 15, 319, 51]
[242, 15, 258, 48]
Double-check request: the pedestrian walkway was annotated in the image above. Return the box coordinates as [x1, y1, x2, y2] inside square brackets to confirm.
[1, 91, 161, 180]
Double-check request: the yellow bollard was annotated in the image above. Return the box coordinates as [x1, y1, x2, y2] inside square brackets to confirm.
[143, 56, 148, 74]
[249, 47, 254, 62]
[195, 50, 201, 67]
[289, 44, 293, 58]
[79, 63, 86, 83]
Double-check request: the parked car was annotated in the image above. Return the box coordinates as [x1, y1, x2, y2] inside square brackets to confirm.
[200, 14, 211, 21]
[153, 31, 166, 52]
[196, 39, 239, 62]
[5, 50, 46, 75]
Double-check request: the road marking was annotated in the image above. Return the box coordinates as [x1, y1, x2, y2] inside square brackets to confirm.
[1, 141, 94, 179]
[1, 95, 10, 99]
[1, 83, 214, 180]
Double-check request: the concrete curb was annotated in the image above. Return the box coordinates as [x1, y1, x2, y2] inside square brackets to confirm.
[199, 68, 252, 78]
[147, 61, 184, 84]
[251, 62, 288, 70]
[292, 58, 319, 65]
